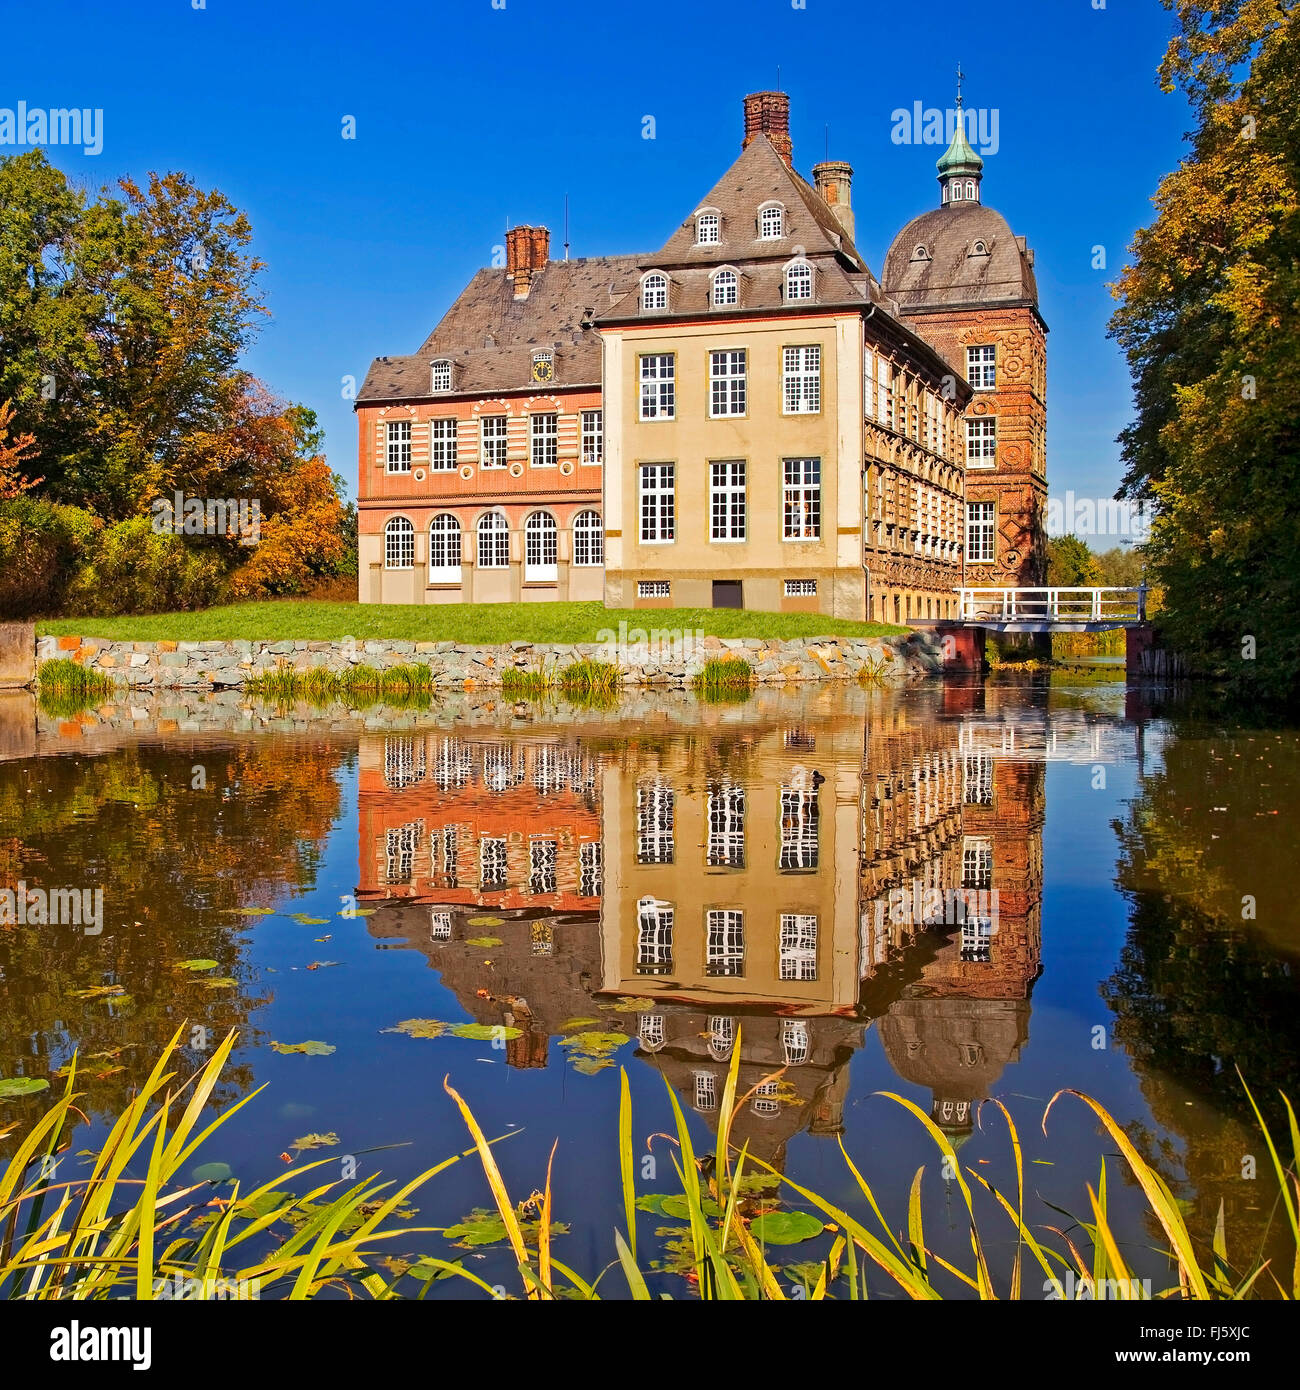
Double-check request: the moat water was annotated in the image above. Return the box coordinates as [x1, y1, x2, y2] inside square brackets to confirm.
[1, 678, 1296, 1297]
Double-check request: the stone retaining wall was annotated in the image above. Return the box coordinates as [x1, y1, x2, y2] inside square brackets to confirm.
[36, 631, 942, 689]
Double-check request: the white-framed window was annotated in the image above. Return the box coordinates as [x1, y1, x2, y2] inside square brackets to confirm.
[785, 261, 813, 301]
[962, 918, 994, 963]
[427, 418, 458, 471]
[963, 750, 994, 805]
[430, 909, 453, 942]
[712, 268, 738, 306]
[784, 578, 816, 596]
[709, 349, 746, 417]
[428, 513, 462, 583]
[480, 415, 508, 468]
[636, 895, 674, 973]
[581, 409, 603, 464]
[529, 838, 558, 895]
[384, 516, 414, 569]
[477, 510, 509, 568]
[782, 1018, 810, 1065]
[707, 1014, 737, 1059]
[967, 417, 997, 464]
[782, 344, 821, 414]
[967, 345, 996, 390]
[573, 509, 603, 566]
[639, 354, 675, 420]
[705, 909, 744, 976]
[641, 271, 668, 311]
[962, 836, 994, 890]
[483, 743, 522, 792]
[706, 781, 745, 867]
[432, 738, 472, 791]
[636, 779, 674, 864]
[384, 735, 425, 790]
[877, 357, 894, 429]
[385, 420, 411, 473]
[638, 579, 670, 598]
[530, 412, 558, 468]
[864, 349, 875, 419]
[524, 511, 558, 581]
[710, 460, 746, 542]
[639, 1013, 666, 1051]
[438, 825, 458, 886]
[385, 819, 423, 884]
[965, 179, 977, 201]
[693, 1071, 718, 1112]
[759, 203, 784, 239]
[782, 457, 821, 540]
[430, 359, 452, 393]
[779, 913, 818, 981]
[752, 1081, 781, 1116]
[950, 182, 964, 202]
[580, 841, 603, 897]
[480, 836, 508, 888]
[696, 211, 720, 244]
[779, 785, 820, 869]
[967, 500, 995, 563]
[639, 463, 675, 543]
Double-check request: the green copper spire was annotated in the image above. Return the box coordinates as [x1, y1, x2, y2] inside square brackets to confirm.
[937, 63, 983, 204]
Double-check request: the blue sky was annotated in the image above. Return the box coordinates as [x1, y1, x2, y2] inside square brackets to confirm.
[10, 0, 1189, 507]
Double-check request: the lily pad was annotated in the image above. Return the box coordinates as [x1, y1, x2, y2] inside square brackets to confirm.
[289, 914, 330, 925]
[291, 1132, 339, 1150]
[442, 1206, 568, 1250]
[269, 1040, 336, 1056]
[559, 1017, 602, 1031]
[190, 1161, 233, 1182]
[338, 908, 375, 918]
[558, 1030, 631, 1074]
[449, 1022, 520, 1041]
[465, 936, 502, 947]
[748, 1210, 824, 1245]
[605, 997, 657, 1013]
[466, 916, 505, 927]
[0, 1077, 50, 1100]
[203, 977, 239, 989]
[383, 1019, 448, 1038]
[175, 959, 218, 971]
[227, 907, 274, 915]
[68, 984, 126, 1000]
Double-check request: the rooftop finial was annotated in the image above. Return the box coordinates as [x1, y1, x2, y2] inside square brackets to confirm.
[956, 60, 965, 109]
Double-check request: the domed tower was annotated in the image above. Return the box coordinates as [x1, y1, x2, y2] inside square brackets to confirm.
[883, 88, 1047, 589]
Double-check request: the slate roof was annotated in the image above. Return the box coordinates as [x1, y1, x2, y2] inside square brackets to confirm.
[882, 203, 1040, 315]
[356, 254, 642, 403]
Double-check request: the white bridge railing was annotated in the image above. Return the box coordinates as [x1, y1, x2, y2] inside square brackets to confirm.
[957, 586, 1147, 625]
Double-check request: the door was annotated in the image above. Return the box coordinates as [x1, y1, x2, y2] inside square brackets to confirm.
[712, 580, 743, 609]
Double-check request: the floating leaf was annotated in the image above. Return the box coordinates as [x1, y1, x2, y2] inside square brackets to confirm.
[190, 1161, 233, 1182]
[269, 1040, 336, 1056]
[466, 916, 505, 927]
[383, 1019, 449, 1039]
[203, 977, 239, 989]
[449, 1022, 520, 1041]
[442, 1206, 567, 1249]
[338, 908, 374, 918]
[305, 961, 342, 971]
[605, 997, 656, 1013]
[661, 1193, 722, 1220]
[748, 1211, 824, 1245]
[465, 936, 502, 947]
[314, 935, 333, 942]
[174, 959, 218, 971]
[289, 914, 330, 925]
[0, 1077, 50, 1100]
[68, 984, 125, 1000]
[558, 1030, 631, 1073]
[559, 1017, 603, 1031]
[227, 907, 274, 915]
[291, 1132, 340, 1150]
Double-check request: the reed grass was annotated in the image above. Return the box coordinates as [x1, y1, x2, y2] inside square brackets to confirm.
[243, 662, 433, 706]
[35, 659, 114, 718]
[691, 657, 756, 703]
[501, 659, 621, 707]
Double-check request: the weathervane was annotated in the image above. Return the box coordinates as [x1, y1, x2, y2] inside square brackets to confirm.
[956, 61, 965, 108]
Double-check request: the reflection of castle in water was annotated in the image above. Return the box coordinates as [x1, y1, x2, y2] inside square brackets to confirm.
[356, 687, 1045, 1160]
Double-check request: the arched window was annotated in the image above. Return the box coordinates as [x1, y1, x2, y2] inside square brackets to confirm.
[524, 510, 557, 581]
[430, 359, 452, 392]
[965, 180, 977, 201]
[639, 1014, 666, 1052]
[573, 510, 603, 566]
[712, 268, 738, 306]
[759, 203, 785, 239]
[972, 240, 988, 255]
[428, 513, 462, 583]
[477, 511, 509, 569]
[785, 261, 813, 301]
[641, 271, 668, 311]
[950, 182, 964, 202]
[696, 211, 720, 245]
[707, 1016, 736, 1062]
[384, 516, 414, 569]
[913, 245, 930, 260]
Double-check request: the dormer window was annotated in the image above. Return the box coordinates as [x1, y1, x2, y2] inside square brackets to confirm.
[759, 203, 785, 239]
[785, 260, 813, 301]
[913, 245, 930, 261]
[696, 211, 720, 245]
[641, 271, 668, 311]
[712, 267, 738, 307]
[530, 350, 554, 384]
[430, 359, 452, 392]
[971, 240, 988, 256]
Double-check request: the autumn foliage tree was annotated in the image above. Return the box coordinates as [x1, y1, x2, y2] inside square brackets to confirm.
[1110, 0, 1300, 703]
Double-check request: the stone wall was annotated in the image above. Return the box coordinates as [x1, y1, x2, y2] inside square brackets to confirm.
[35, 631, 943, 690]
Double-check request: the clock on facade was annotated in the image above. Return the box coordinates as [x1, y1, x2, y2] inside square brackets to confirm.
[531, 353, 554, 383]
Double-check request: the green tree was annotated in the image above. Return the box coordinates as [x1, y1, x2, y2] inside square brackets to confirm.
[1109, 0, 1300, 703]
[1046, 534, 1100, 586]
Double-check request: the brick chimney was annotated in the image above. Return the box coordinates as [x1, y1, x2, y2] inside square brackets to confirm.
[812, 160, 854, 240]
[505, 225, 550, 299]
[742, 91, 792, 166]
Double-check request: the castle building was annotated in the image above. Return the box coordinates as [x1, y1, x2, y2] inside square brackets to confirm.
[357, 90, 1046, 616]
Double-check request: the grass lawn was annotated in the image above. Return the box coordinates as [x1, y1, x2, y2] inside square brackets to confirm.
[37, 599, 907, 644]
